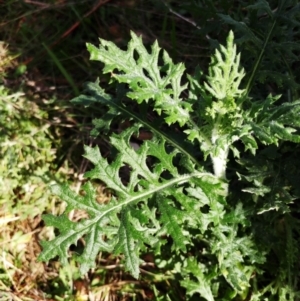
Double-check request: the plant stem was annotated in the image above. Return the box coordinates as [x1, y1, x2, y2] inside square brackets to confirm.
[210, 116, 228, 180]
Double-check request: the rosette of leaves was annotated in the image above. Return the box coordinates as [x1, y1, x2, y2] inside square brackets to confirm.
[39, 31, 300, 300]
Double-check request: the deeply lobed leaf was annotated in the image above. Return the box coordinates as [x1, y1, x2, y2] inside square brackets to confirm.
[38, 125, 217, 277]
[87, 31, 190, 126]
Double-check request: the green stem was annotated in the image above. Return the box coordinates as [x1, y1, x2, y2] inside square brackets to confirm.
[245, 19, 277, 96]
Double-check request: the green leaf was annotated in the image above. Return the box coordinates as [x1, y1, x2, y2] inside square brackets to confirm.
[270, 100, 300, 127]
[72, 80, 202, 168]
[212, 221, 265, 292]
[38, 183, 117, 274]
[270, 121, 300, 142]
[114, 209, 143, 278]
[87, 32, 191, 126]
[204, 30, 246, 103]
[250, 122, 276, 144]
[246, 0, 274, 19]
[181, 257, 215, 301]
[218, 14, 262, 47]
[240, 135, 258, 154]
[249, 97, 300, 145]
[157, 196, 187, 251]
[39, 125, 215, 278]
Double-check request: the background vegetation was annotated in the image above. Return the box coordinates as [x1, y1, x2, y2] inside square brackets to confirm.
[0, 0, 300, 300]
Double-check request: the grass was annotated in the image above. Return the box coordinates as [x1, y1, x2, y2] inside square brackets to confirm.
[1, 0, 299, 300]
